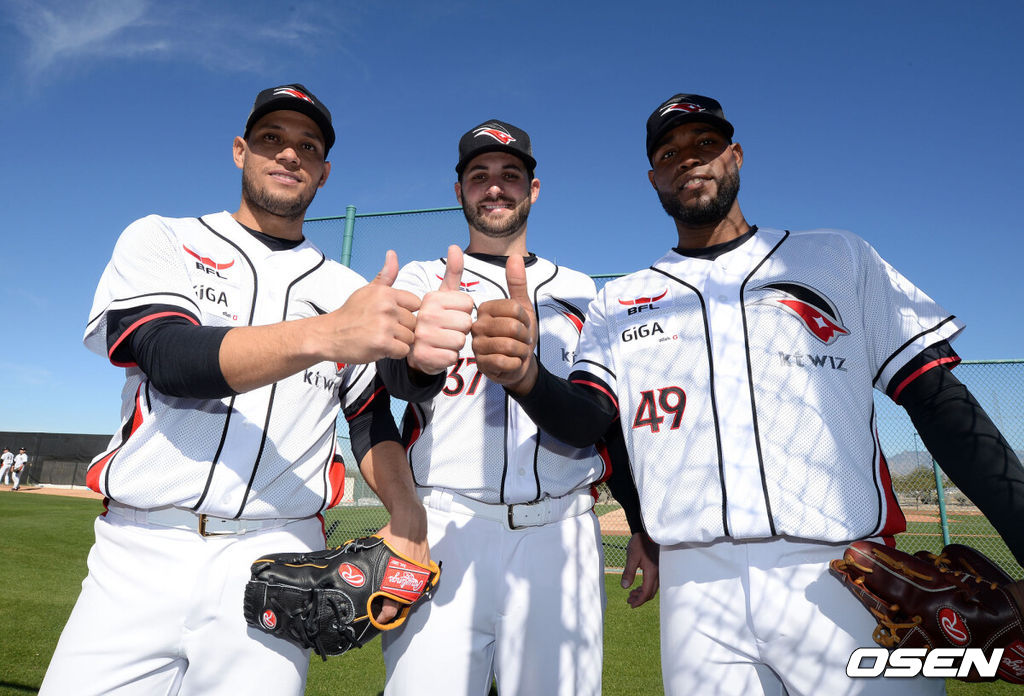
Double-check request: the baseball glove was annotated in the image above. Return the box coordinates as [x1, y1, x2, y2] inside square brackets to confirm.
[830, 540, 1024, 683]
[243, 535, 440, 659]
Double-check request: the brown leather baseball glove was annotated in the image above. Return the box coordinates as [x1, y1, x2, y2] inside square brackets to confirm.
[830, 540, 1024, 683]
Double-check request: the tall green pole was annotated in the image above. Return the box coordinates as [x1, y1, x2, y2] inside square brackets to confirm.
[933, 460, 951, 546]
[341, 204, 356, 268]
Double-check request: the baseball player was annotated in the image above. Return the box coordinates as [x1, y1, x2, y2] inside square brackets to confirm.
[11, 447, 27, 490]
[472, 94, 1024, 695]
[0, 447, 13, 486]
[375, 120, 658, 696]
[40, 84, 431, 696]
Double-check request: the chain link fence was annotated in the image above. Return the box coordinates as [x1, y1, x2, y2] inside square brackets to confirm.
[306, 209, 1024, 575]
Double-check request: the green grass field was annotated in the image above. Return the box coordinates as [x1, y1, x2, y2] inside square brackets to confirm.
[0, 494, 1016, 695]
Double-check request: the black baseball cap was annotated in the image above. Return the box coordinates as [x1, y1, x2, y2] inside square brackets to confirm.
[455, 120, 537, 178]
[244, 83, 335, 155]
[646, 94, 734, 162]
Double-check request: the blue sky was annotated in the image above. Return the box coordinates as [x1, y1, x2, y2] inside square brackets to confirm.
[1, 0, 1021, 435]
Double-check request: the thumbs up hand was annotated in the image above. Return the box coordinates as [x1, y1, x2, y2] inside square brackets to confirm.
[407, 245, 476, 375]
[471, 255, 539, 395]
[316, 250, 421, 364]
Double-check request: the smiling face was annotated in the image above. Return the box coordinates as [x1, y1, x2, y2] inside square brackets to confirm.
[648, 122, 743, 229]
[455, 151, 539, 244]
[234, 110, 331, 224]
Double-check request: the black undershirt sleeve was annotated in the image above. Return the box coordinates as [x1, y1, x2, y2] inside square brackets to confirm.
[601, 425, 645, 535]
[128, 317, 235, 399]
[376, 357, 447, 403]
[509, 362, 618, 448]
[899, 365, 1024, 567]
[346, 377, 402, 466]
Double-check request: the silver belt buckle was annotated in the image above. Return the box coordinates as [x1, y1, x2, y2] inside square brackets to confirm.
[507, 499, 542, 530]
[198, 513, 234, 537]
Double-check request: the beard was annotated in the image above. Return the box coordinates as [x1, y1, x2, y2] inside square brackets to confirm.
[241, 165, 318, 222]
[658, 167, 740, 227]
[462, 194, 532, 238]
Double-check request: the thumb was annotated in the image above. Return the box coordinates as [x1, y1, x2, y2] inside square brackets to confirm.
[621, 553, 639, 589]
[440, 245, 464, 291]
[505, 254, 531, 310]
[372, 249, 399, 286]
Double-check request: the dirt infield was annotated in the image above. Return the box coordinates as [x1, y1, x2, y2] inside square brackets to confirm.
[598, 507, 630, 535]
[0, 484, 102, 500]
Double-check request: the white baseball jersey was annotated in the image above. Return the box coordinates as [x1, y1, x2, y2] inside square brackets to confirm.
[83, 211, 374, 519]
[394, 254, 606, 503]
[13, 452, 27, 470]
[1, 451, 13, 467]
[573, 227, 963, 544]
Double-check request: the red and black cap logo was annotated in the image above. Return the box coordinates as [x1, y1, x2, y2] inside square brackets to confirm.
[753, 281, 849, 345]
[456, 119, 537, 176]
[646, 93, 734, 161]
[245, 83, 335, 155]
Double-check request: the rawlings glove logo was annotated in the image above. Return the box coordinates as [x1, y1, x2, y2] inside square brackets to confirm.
[939, 607, 971, 645]
[338, 563, 366, 587]
[261, 610, 277, 630]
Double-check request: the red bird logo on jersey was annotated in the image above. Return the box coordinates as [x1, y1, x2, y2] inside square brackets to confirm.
[753, 281, 849, 345]
[434, 274, 480, 290]
[274, 87, 313, 104]
[183, 245, 235, 270]
[618, 289, 668, 306]
[473, 125, 516, 145]
[660, 101, 706, 117]
[540, 297, 586, 335]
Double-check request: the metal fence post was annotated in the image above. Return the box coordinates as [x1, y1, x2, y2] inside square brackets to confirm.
[341, 204, 356, 267]
[933, 460, 951, 546]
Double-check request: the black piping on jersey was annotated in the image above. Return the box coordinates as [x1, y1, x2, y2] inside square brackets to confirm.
[191, 216, 260, 514]
[338, 364, 370, 402]
[573, 358, 616, 383]
[321, 429, 339, 511]
[736, 230, 789, 537]
[866, 402, 886, 535]
[86, 291, 203, 336]
[871, 315, 960, 389]
[528, 263, 562, 502]
[402, 401, 429, 487]
[235, 252, 328, 520]
[318, 363, 372, 511]
[649, 265, 730, 537]
[456, 260, 516, 503]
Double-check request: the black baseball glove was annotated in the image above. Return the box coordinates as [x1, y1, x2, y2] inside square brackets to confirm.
[243, 535, 440, 659]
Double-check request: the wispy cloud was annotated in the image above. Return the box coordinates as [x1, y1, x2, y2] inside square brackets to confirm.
[0, 360, 55, 387]
[5, 0, 354, 82]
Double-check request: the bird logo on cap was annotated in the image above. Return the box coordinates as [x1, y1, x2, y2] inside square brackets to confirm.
[472, 125, 516, 145]
[660, 101, 706, 117]
[273, 87, 314, 104]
